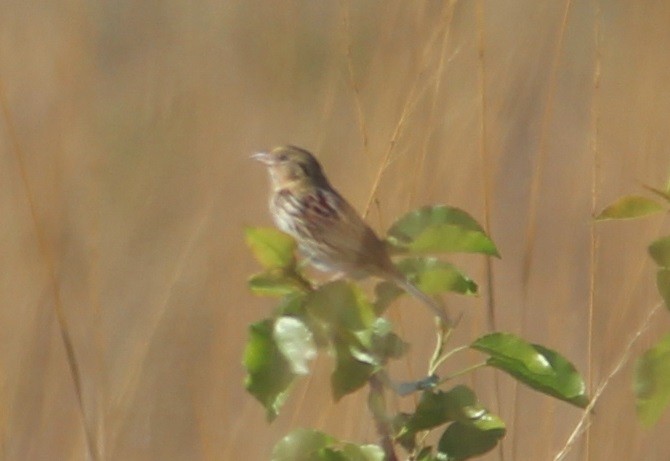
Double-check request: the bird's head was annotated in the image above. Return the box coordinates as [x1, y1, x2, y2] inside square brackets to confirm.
[252, 145, 328, 190]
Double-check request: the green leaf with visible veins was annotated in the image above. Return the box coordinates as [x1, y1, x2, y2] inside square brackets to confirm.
[472, 332, 589, 408]
[386, 205, 499, 257]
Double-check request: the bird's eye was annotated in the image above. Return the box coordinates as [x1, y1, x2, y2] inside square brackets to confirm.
[278, 154, 288, 162]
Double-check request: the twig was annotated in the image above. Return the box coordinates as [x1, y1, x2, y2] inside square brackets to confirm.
[429, 340, 465, 377]
[368, 375, 398, 461]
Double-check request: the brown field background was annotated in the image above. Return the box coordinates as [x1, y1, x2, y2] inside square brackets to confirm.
[1, 1, 670, 460]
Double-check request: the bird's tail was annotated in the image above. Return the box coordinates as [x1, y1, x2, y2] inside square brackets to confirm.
[392, 276, 453, 326]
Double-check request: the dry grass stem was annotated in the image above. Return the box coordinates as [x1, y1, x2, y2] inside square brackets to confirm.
[108, 207, 211, 453]
[475, 4, 505, 460]
[408, 0, 457, 208]
[521, 0, 574, 297]
[363, 3, 456, 218]
[553, 302, 663, 461]
[0, 79, 98, 460]
[339, 0, 370, 153]
[585, 1, 602, 457]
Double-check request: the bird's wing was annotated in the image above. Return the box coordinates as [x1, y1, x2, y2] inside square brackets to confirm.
[305, 189, 391, 272]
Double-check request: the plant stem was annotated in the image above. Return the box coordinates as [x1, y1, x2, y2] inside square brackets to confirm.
[368, 374, 398, 461]
[439, 362, 488, 383]
[428, 323, 450, 374]
[429, 344, 468, 376]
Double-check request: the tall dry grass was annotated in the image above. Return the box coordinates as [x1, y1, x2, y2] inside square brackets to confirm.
[1, 1, 669, 460]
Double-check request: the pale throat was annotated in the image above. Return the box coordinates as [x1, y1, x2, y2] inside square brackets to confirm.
[268, 167, 306, 192]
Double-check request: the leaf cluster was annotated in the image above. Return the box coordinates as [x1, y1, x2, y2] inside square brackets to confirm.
[244, 206, 589, 460]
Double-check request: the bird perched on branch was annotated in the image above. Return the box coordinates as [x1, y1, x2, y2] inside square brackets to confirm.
[252, 145, 450, 325]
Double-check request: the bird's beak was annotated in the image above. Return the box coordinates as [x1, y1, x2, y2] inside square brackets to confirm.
[251, 151, 273, 164]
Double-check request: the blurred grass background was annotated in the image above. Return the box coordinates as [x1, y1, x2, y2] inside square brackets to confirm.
[1, 0, 670, 459]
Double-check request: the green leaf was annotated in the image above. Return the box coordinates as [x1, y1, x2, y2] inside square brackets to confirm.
[341, 443, 385, 461]
[245, 227, 297, 269]
[400, 385, 505, 460]
[369, 318, 408, 362]
[404, 386, 489, 432]
[248, 269, 310, 297]
[415, 447, 437, 461]
[471, 333, 589, 408]
[635, 334, 670, 427]
[386, 205, 499, 256]
[306, 281, 376, 332]
[396, 257, 478, 296]
[275, 292, 309, 316]
[649, 236, 670, 268]
[437, 421, 505, 461]
[392, 413, 416, 451]
[331, 338, 376, 401]
[272, 429, 384, 461]
[373, 281, 403, 315]
[595, 195, 664, 221]
[273, 317, 317, 375]
[404, 389, 458, 431]
[272, 429, 333, 461]
[658, 269, 670, 311]
[244, 319, 297, 421]
[305, 282, 379, 400]
[318, 449, 349, 461]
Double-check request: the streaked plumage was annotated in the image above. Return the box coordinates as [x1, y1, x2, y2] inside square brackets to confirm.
[253, 145, 450, 324]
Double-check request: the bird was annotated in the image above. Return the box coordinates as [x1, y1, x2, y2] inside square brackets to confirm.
[252, 145, 451, 325]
